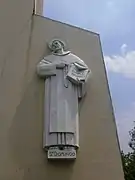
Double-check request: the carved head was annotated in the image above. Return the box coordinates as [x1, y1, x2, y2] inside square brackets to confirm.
[48, 39, 70, 55]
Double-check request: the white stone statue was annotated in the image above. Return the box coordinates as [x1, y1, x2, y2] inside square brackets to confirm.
[37, 39, 91, 159]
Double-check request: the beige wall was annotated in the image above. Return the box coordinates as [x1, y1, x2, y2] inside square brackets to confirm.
[0, 0, 33, 179]
[0, 1, 124, 178]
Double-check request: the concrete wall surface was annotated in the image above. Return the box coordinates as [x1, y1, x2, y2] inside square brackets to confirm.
[0, 0, 33, 179]
[0, 4, 124, 179]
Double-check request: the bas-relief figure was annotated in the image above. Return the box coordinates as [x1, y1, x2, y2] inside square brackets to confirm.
[37, 39, 91, 159]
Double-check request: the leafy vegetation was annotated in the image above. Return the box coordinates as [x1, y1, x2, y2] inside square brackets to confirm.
[121, 122, 135, 180]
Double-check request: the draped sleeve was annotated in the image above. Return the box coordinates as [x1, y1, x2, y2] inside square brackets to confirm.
[37, 59, 56, 78]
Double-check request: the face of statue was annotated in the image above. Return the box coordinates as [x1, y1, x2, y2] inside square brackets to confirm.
[48, 39, 70, 56]
[52, 40, 63, 52]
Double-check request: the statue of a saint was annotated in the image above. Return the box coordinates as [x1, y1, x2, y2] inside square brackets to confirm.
[37, 39, 91, 159]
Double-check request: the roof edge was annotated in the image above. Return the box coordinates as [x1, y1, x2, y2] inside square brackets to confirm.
[34, 14, 100, 36]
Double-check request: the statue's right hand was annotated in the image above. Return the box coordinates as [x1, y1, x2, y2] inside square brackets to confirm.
[56, 62, 65, 69]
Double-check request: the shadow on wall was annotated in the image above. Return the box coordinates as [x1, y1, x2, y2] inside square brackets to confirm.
[8, 74, 75, 179]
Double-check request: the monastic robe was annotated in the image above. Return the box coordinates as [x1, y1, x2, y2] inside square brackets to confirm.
[37, 53, 90, 149]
